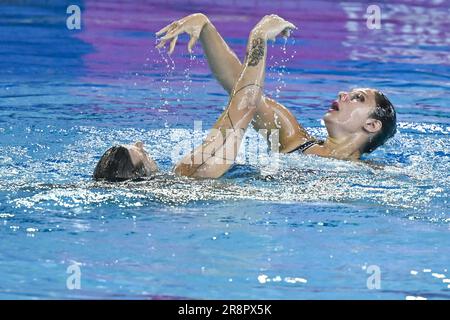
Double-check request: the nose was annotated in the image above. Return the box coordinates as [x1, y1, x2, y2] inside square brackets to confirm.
[338, 91, 349, 102]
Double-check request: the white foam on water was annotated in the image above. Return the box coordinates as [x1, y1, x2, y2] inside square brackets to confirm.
[0, 123, 448, 226]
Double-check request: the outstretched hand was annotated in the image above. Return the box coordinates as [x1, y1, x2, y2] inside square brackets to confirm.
[155, 13, 209, 54]
[251, 14, 297, 41]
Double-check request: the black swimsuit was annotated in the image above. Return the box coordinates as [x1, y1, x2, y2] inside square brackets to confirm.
[288, 139, 324, 154]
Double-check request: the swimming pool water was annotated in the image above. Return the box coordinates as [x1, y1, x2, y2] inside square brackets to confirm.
[0, 0, 449, 299]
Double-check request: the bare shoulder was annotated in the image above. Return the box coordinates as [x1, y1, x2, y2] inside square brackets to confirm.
[262, 97, 312, 153]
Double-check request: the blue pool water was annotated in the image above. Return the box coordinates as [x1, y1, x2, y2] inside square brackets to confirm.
[0, 0, 449, 299]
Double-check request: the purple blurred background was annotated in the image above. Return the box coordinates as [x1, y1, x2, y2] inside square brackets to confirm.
[68, 0, 450, 127]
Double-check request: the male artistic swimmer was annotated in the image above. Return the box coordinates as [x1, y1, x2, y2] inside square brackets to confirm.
[94, 14, 397, 181]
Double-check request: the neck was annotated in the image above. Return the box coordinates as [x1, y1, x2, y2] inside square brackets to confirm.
[322, 134, 365, 160]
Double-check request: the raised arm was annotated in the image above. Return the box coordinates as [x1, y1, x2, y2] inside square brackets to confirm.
[156, 14, 311, 153]
[156, 13, 240, 93]
[169, 15, 296, 178]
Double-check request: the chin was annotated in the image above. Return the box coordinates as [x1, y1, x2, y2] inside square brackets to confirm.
[323, 114, 341, 136]
[322, 112, 335, 125]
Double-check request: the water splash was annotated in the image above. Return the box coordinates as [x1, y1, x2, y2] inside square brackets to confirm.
[1, 123, 448, 226]
[155, 39, 177, 109]
[267, 37, 296, 98]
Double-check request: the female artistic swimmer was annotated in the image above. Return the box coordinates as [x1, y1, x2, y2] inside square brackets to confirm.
[93, 14, 396, 181]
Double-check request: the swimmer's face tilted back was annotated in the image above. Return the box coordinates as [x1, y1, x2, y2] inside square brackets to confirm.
[323, 88, 397, 154]
[323, 88, 378, 136]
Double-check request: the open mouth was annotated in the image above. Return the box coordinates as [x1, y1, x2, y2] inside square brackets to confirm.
[328, 100, 339, 112]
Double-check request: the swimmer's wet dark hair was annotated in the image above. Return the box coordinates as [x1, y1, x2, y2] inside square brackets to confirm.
[363, 91, 397, 153]
[93, 145, 145, 181]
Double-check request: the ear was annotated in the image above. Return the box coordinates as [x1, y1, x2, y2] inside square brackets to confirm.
[364, 118, 382, 134]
